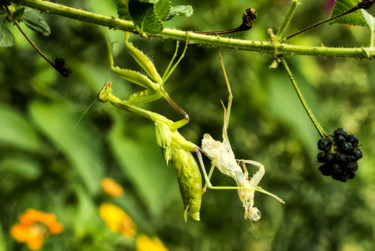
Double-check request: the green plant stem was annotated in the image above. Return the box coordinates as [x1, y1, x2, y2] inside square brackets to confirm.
[280, 57, 326, 138]
[275, 0, 299, 40]
[9, 0, 375, 59]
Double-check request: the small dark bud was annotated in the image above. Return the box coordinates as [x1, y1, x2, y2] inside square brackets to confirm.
[240, 8, 257, 30]
[55, 58, 65, 68]
[58, 66, 72, 77]
[54, 58, 72, 77]
[318, 138, 332, 152]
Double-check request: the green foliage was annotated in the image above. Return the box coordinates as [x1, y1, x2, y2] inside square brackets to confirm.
[116, 0, 192, 33]
[1, 0, 375, 250]
[330, 0, 369, 26]
[0, 5, 50, 48]
[29, 100, 103, 195]
[20, 7, 51, 36]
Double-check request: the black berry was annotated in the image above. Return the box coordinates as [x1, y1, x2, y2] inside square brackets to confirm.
[335, 153, 347, 164]
[350, 149, 362, 161]
[339, 142, 353, 154]
[334, 128, 348, 139]
[318, 138, 332, 152]
[347, 134, 359, 148]
[317, 152, 326, 163]
[319, 164, 332, 176]
[316, 128, 362, 182]
[346, 162, 358, 171]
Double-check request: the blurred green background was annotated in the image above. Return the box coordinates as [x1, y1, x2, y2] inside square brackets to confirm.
[1, 0, 375, 250]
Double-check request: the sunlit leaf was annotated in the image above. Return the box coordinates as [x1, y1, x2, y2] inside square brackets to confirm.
[329, 0, 368, 26]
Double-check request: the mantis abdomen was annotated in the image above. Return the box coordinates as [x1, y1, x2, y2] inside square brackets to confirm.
[171, 147, 202, 222]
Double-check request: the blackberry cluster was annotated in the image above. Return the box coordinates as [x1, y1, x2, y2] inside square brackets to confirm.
[317, 128, 362, 182]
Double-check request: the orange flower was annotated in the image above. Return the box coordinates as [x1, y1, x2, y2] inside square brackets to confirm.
[10, 209, 63, 250]
[99, 203, 136, 238]
[136, 234, 169, 251]
[101, 177, 124, 197]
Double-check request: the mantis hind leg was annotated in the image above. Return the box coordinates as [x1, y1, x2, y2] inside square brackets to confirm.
[218, 48, 234, 148]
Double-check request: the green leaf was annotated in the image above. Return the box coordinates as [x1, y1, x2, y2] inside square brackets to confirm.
[0, 17, 14, 47]
[22, 7, 51, 36]
[165, 5, 193, 21]
[0, 105, 42, 151]
[330, 0, 368, 26]
[155, 0, 171, 21]
[29, 100, 103, 195]
[129, 0, 163, 33]
[115, 0, 131, 20]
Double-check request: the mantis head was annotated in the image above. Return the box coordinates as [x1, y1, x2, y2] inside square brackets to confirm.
[98, 81, 112, 103]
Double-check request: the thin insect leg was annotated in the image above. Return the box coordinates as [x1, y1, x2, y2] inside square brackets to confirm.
[202, 164, 216, 194]
[160, 39, 190, 119]
[218, 49, 233, 146]
[218, 49, 233, 129]
[162, 92, 190, 121]
[237, 160, 249, 178]
[195, 148, 283, 203]
[238, 159, 265, 188]
[161, 41, 180, 81]
[161, 36, 189, 87]
[195, 148, 214, 190]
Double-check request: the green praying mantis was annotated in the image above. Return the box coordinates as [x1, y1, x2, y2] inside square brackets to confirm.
[98, 32, 284, 222]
